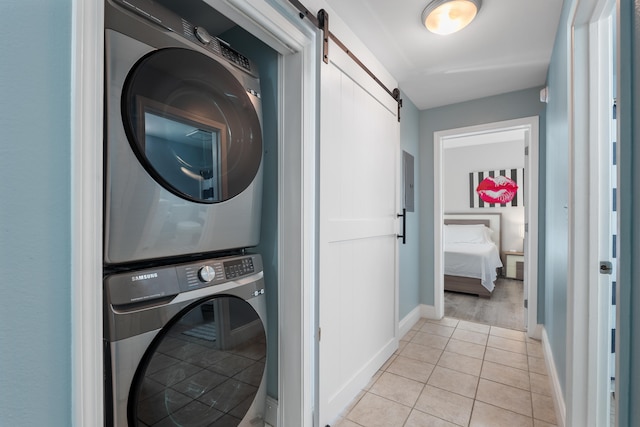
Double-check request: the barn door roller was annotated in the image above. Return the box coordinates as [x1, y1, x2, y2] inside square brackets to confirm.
[287, 0, 403, 122]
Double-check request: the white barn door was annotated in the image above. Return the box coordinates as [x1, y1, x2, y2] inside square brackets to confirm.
[318, 44, 400, 426]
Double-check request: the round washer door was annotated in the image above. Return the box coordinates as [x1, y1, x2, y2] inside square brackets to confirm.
[122, 48, 262, 203]
[129, 295, 266, 426]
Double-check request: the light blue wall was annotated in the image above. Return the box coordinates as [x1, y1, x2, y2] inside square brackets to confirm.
[617, 0, 640, 424]
[221, 27, 280, 399]
[542, 0, 573, 398]
[0, 1, 72, 426]
[399, 93, 421, 320]
[418, 88, 547, 311]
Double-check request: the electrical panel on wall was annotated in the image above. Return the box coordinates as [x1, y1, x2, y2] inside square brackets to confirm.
[403, 150, 415, 212]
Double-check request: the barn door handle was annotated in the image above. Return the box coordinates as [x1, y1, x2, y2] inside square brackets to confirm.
[397, 208, 406, 245]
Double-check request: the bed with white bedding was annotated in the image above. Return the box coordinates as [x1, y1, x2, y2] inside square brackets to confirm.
[443, 214, 503, 297]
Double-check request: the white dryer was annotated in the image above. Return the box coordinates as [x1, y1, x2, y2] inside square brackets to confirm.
[104, 0, 263, 265]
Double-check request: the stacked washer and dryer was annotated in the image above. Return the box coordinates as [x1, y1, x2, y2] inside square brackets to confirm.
[102, 0, 268, 426]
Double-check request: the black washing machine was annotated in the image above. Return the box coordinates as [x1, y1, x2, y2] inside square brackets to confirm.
[104, 253, 267, 426]
[104, 0, 264, 265]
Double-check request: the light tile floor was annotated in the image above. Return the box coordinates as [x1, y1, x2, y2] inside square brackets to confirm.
[332, 317, 558, 427]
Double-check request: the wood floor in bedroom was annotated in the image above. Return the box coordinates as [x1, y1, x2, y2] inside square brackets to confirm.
[445, 278, 525, 331]
[332, 317, 557, 427]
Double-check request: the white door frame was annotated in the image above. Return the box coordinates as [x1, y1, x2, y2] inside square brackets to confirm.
[567, 0, 616, 425]
[433, 116, 540, 338]
[70, 0, 318, 425]
[70, 0, 105, 424]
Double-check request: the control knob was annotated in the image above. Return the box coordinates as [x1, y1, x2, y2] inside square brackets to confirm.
[194, 26, 212, 45]
[198, 265, 216, 282]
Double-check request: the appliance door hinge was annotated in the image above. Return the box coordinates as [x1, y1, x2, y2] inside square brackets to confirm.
[524, 299, 528, 309]
[318, 327, 321, 341]
[524, 146, 529, 156]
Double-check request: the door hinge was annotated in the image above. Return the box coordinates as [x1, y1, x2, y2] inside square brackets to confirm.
[524, 146, 529, 156]
[318, 327, 321, 341]
[524, 299, 528, 309]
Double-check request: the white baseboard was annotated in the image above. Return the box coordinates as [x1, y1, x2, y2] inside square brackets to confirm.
[541, 327, 566, 427]
[420, 304, 439, 320]
[325, 338, 397, 426]
[399, 306, 422, 338]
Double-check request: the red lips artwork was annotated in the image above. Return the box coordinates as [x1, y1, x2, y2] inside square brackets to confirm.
[476, 175, 519, 204]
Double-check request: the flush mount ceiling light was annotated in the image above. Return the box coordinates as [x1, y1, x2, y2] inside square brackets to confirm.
[422, 0, 482, 35]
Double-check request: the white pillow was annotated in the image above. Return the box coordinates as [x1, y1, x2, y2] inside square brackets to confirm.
[481, 226, 494, 242]
[444, 224, 493, 244]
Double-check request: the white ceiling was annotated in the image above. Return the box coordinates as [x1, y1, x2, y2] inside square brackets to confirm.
[324, 0, 564, 110]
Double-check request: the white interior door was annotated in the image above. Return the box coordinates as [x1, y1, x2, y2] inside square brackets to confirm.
[592, 23, 617, 427]
[569, 1, 616, 424]
[317, 43, 400, 426]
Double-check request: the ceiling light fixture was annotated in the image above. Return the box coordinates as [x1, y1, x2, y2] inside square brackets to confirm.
[422, 0, 482, 35]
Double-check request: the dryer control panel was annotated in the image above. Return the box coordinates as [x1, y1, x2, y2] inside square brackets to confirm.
[111, 0, 256, 75]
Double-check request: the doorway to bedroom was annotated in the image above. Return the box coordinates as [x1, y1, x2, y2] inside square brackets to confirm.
[443, 131, 526, 331]
[433, 117, 540, 337]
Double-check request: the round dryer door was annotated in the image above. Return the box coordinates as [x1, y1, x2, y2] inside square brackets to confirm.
[122, 48, 262, 203]
[128, 295, 266, 426]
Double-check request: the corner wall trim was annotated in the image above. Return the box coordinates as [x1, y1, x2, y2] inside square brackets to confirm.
[399, 306, 422, 338]
[264, 395, 278, 427]
[420, 304, 440, 320]
[542, 327, 566, 427]
[531, 323, 543, 340]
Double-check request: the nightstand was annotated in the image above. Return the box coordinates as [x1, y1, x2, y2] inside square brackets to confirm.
[503, 251, 524, 280]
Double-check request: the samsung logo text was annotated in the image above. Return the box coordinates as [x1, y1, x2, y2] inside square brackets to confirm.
[131, 273, 158, 282]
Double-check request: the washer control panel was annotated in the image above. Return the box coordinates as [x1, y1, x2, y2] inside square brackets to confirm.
[174, 253, 262, 292]
[223, 257, 255, 279]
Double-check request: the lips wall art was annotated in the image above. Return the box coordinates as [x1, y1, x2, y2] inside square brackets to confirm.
[469, 168, 524, 208]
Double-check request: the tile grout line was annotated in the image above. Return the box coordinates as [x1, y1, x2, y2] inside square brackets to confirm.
[527, 342, 535, 425]
[463, 323, 484, 427]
